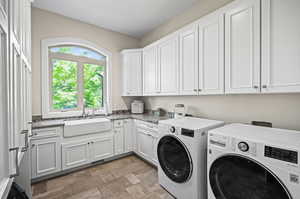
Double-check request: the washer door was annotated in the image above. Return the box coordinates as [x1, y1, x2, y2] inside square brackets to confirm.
[157, 135, 193, 183]
[209, 155, 291, 199]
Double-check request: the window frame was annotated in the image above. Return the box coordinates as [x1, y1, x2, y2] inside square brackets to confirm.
[41, 38, 112, 118]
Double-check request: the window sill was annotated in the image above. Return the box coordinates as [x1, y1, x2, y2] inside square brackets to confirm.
[42, 109, 111, 119]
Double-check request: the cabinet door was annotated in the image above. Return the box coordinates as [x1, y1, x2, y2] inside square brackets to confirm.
[31, 138, 61, 178]
[11, 44, 21, 150]
[143, 46, 158, 95]
[158, 36, 179, 95]
[91, 136, 114, 162]
[0, 26, 10, 189]
[225, 0, 261, 94]
[114, 128, 124, 155]
[62, 141, 90, 170]
[179, 25, 199, 95]
[124, 119, 133, 153]
[151, 135, 158, 166]
[132, 121, 137, 152]
[137, 129, 153, 160]
[122, 50, 142, 96]
[198, 14, 225, 95]
[262, 0, 300, 93]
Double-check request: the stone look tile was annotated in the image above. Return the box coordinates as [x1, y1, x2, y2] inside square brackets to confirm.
[32, 155, 174, 199]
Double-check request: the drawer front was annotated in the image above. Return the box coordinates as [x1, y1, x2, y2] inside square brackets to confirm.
[114, 120, 124, 128]
[135, 120, 158, 132]
[32, 127, 61, 140]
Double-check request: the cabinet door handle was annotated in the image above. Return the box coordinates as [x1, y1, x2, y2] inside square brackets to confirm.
[198, 89, 202, 92]
[9, 147, 20, 178]
[21, 130, 29, 152]
[31, 144, 35, 148]
[193, 89, 197, 92]
[262, 85, 267, 89]
[253, 85, 259, 89]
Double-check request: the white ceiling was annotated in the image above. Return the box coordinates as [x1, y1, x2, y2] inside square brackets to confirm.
[33, 0, 199, 38]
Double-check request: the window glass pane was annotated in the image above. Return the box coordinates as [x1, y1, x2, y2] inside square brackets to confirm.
[50, 46, 105, 61]
[83, 64, 104, 108]
[52, 59, 78, 110]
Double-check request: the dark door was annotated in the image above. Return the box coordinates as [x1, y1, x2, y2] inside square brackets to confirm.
[157, 135, 192, 183]
[209, 155, 291, 199]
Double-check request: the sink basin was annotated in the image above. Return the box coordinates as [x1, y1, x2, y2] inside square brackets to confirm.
[64, 118, 112, 137]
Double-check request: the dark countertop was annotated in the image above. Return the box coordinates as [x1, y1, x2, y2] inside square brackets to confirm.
[32, 114, 170, 130]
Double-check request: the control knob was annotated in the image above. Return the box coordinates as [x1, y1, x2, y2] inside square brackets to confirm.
[170, 127, 176, 133]
[238, 142, 249, 152]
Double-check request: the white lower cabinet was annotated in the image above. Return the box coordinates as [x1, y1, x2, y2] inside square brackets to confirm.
[62, 136, 114, 170]
[124, 119, 133, 153]
[137, 129, 154, 160]
[90, 136, 114, 162]
[30, 119, 158, 180]
[136, 121, 158, 166]
[151, 135, 158, 165]
[31, 137, 61, 178]
[62, 140, 90, 170]
[114, 127, 124, 155]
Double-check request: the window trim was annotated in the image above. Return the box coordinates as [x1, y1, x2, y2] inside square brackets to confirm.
[41, 37, 112, 118]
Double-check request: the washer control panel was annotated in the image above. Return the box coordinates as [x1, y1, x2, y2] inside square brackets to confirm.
[265, 146, 298, 164]
[232, 138, 257, 156]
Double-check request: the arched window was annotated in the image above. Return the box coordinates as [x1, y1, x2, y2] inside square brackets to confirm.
[41, 38, 111, 118]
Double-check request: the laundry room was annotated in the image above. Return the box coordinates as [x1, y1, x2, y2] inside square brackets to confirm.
[0, 0, 300, 199]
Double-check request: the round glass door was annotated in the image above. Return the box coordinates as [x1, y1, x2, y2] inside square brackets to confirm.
[157, 135, 192, 183]
[209, 155, 291, 199]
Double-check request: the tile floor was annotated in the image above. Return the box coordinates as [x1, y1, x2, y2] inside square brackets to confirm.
[32, 155, 174, 199]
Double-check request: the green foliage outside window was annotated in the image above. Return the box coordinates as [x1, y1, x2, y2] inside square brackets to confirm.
[84, 64, 104, 108]
[50, 46, 105, 111]
[52, 59, 78, 110]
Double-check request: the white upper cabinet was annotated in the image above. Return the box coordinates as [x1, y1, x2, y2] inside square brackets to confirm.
[158, 35, 179, 95]
[261, 0, 300, 93]
[225, 0, 261, 94]
[198, 13, 225, 95]
[179, 25, 199, 95]
[122, 49, 142, 96]
[143, 46, 158, 95]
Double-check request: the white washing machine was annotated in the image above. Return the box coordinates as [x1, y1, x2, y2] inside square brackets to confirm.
[157, 117, 224, 199]
[207, 123, 300, 199]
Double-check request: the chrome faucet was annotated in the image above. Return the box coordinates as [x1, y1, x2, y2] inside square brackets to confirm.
[82, 103, 88, 118]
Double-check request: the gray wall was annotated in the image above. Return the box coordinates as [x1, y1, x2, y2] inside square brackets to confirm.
[140, 0, 300, 131]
